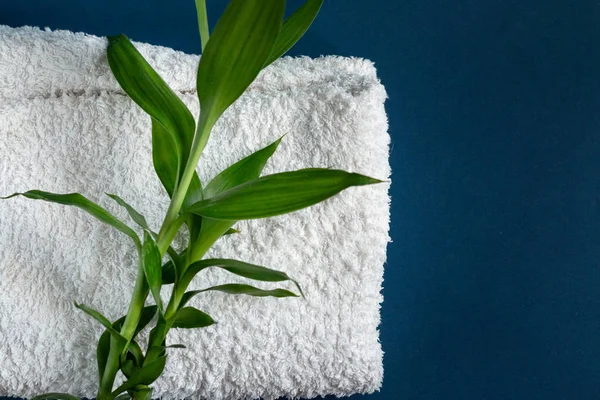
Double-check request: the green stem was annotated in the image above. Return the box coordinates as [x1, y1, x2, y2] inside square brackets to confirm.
[156, 215, 186, 255]
[97, 262, 148, 400]
[98, 113, 213, 397]
[195, 0, 210, 51]
[156, 122, 212, 249]
[143, 238, 212, 365]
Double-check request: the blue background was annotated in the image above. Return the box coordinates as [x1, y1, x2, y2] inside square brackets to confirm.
[2, 0, 599, 399]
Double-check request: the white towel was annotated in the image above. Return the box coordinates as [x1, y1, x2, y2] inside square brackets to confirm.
[0, 26, 390, 399]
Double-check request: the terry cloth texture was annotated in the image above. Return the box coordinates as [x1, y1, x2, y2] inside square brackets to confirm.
[0, 25, 391, 400]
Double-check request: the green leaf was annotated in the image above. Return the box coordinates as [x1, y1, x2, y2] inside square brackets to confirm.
[203, 136, 283, 198]
[161, 250, 186, 285]
[126, 340, 144, 367]
[105, 193, 150, 230]
[161, 260, 177, 285]
[180, 258, 303, 297]
[145, 345, 167, 363]
[181, 285, 297, 308]
[172, 307, 215, 328]
[105, 192, 182, 268]
[114, 394, 131, 400]
[97, 306, 157, 380]
[184, 173, 204, 208]
[187, 169, 382, 220]
[1, 191, 140, 248]
[129, 388, 152, 400]
[142, 232, 163, 312]
[167, 344, 186, 349]
[113, 355, 167, 395]
[136, 305, 159, 334]
[97, 330, 111, 381]
[179, 290, 200, 309]
[107, 35, 195, 190]
[120, 339, 144, 378]
[187, 137, 283, 262]
[152, 120, 204, 235]
[111, 305, 158, 336]
[223, 228, 240, 236]
[150, 120, 180, 198]
[194, 0, 285, 154]
[192, 284, 299, 298]
[74, 302, 126, 343]
[120, 358, 136, 378]
[31, 393, 79, 400]
[264, 0, 324, 67]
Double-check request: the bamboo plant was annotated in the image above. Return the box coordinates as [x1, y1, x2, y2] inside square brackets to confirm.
[2, 0, 382, 399]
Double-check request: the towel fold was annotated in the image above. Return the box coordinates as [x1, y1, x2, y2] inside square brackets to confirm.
[0, 25, 390, 400]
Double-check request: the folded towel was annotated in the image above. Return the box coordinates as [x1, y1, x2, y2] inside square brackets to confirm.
[0, 26, 390, 400]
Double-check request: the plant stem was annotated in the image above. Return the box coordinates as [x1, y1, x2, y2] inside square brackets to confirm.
[195, 0, 210, 51]
[97, 262, 149, 400]
[156, 215, 185, 255]
[99, 116, 213, 396]
[156, 122, 211, 249]
[143, 241, 211, 364]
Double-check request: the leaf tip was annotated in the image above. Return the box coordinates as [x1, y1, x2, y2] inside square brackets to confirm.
[0, 192, 21, 200]
[292, 280, 305, 299]
[350, 173, 385, 186]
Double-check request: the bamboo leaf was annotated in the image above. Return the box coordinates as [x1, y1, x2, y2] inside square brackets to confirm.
[150, 120, 180, 198]
[161, 249, 186, 285]
[179, 290, 200, 309]
[167, 344, 186, 349]
[264, 0, 324, 67]
[172, 307, 215, 328]
[145, 345, 166, 363]
[187, 169, 382, 220]
[113, 355, 167, 395]
[145, 324, 168, 365]
[187, 137, 282, 262]
[184, 173, 204, 208]
[1, 191, 140, 248]
[180, 258, 303, 297]
[181, 285, 297, 308]
[74, 302, 126, 343]
[198, 284, 298, 297]
[104, 193, 182, 267]
[161, 260, 177, 285]
[126, 340, 144, 367]
[223, 228, 240, 236]
[111, 305, 158, 336]
[97, 305, 157, 381]
[107, 35, 195, 190]
[152, 120, 204, 225]
[105, 193, 150, 230]
[136, 305, 159, 334]
[120, 339, 144, 378]
[31, 393, 79, 400]
[97, 330, 111, 381]
[120, 358, 136, 378]
[142, 232, 163, 312]
[204, 136, 284, 198]
[105, 192, 182, 280]
[194, 0, 285, 154]
[130, 388, 152, 400]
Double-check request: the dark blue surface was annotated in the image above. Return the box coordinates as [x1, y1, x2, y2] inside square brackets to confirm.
[2, 1, 600, 399]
